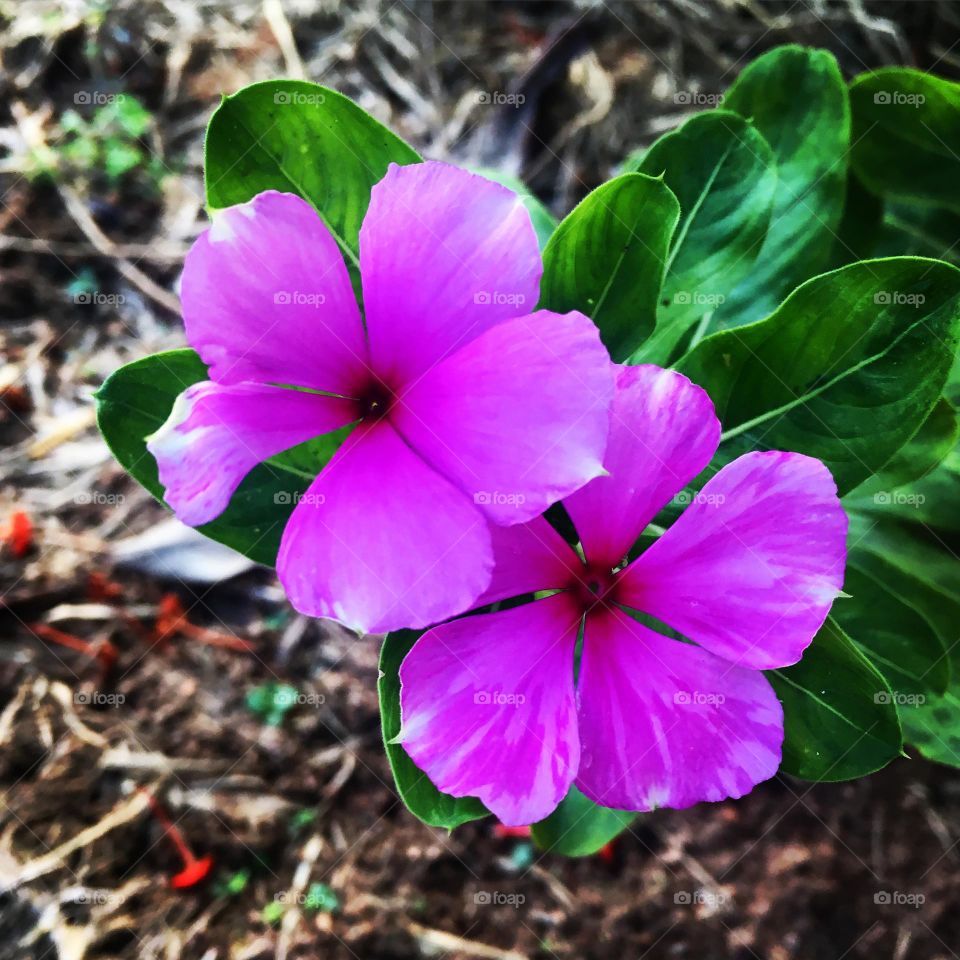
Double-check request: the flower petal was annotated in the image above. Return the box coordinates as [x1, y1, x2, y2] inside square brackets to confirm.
[575, 606, 783, 811]
[277, 421, 492, 633]
[398, 594, 582, 825]
[147, 381, 356, 527]
[563, 364, 720, 568]
[393, 310, 613, 525]
[360, 161, 542, 383]
[182, 191, 368, 394]
[620, 451, 848, 669]
[476, 517, 581, 607]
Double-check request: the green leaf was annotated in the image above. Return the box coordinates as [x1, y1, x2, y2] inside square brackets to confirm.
[876, 201, 960, 266]
[901, 691, 960, 766]
[766, 619, 902, 780]
[711, 45, 849, 328]
[472, 167, 558, 250]
[846, 512, 960, 648]
[888, 446, 960, 532]
[844, 397, 959, 505]
[850, 68, 960, 213]
[625, 110, 777, 364]
[204, 80, 421, 272]
[539, 173, 680, 362]
[303, 882, 339, 914]
[842, 512, 960, 766]
[531, 786, 634, 857]
[680, 258, 960, 495]
[870, 431, 960, 533]
[95, 349, 347, 567]
[831, 565, 949, 698]
[829, 170, 884, 267]
[378, 631, 488, 829]
[246, 682, 301, 727]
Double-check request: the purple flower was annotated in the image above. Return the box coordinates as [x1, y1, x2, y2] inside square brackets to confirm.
[147, 162, 613, 634]
[397, 365, 848, 825]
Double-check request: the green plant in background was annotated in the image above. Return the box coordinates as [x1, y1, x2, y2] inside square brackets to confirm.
[96, 48, 960, 858]
[245, 681, 301, 727]
[303, 882, 339, 914]
[261, 900, 285, 927]
[56, 94, 166, 188]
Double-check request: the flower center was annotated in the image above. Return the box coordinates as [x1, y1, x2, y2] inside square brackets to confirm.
[357, 379, 394, 421]
[573, 564, 619, 612]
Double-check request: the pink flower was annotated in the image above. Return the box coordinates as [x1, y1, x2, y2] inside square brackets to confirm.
[397, 365, 848, 825]
[148, 162, 613, 634]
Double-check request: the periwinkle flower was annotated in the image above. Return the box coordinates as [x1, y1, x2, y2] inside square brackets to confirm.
[148, 161, 614, 633]
[397, 365, 848, 824]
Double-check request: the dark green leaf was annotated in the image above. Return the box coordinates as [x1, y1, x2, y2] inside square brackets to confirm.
[868, 444, 960, 533]
[846, 512, 960, 648]
[901, 692, 960, 766]
[712, 45, 849, 328]
[846, 397, 958, 500]
[205, 80, 421, 273]
[829, 170, 884, 267]
[532, 786, 634, 857]
[842, 512, 960, 767]
[876, 201, 960, 266]
[626, 110, 777, 363]
[680, 258, 960, 495]
[539, 173, 680, 362]
[766, 619, 902, 780]
[850, 68, 960, 213]
[378, 631, 488, 829]
[832, 564, 949, 698]
[95, 349, 347, 566]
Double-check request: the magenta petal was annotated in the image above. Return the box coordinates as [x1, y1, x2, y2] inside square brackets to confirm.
[146, 381, 355, 527]
[276, 421, 492, 633]
[620, 451, 848, 669]
[563, 364, 720, 568]
[393, 310, 613, 525]
[575, 607, 783, 811]
[398, 594, 582, 825]
[476, 517, 581, 607]
[360, 161, 542, 382]
[182, 191, 368, 394]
